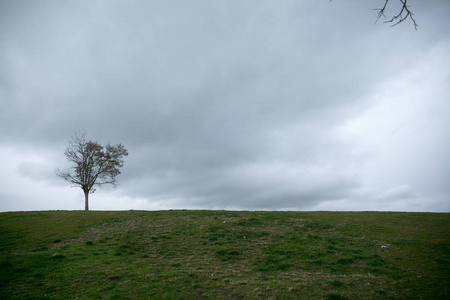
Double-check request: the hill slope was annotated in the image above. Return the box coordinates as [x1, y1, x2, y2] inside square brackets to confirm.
[0, 210, 449, 299]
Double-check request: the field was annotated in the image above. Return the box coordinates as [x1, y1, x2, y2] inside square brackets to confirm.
[0, 210, 448, 299]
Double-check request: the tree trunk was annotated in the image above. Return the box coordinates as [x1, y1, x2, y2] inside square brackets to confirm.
[84, 189, 89, 211]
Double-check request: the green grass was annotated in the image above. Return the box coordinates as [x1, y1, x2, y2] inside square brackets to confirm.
[0, 210, 448, 299]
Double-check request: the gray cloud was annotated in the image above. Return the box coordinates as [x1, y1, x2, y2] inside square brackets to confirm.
[1, 0, 449, 212]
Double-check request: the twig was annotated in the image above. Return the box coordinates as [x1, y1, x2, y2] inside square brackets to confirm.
[374, 0, 418, 30]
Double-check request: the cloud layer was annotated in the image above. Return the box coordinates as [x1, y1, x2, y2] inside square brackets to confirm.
[1, 0, 449, 211]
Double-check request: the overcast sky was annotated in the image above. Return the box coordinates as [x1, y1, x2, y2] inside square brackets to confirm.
[1, 0, 449, 212]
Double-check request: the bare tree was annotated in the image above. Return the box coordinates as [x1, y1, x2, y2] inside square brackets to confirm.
[55, 133, 129, 210]
[375, 0, 418, 30]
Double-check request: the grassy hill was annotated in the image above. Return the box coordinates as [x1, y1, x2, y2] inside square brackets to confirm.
[0, 210, 448, 299]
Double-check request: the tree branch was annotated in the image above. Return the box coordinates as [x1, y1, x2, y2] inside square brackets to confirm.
[374, 0, 418, 30]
